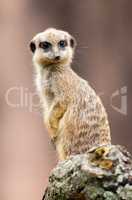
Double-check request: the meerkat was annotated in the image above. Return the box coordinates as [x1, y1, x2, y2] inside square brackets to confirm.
[29, 28, 111, 160]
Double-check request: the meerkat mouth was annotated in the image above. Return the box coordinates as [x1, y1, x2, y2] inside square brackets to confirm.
[50, 59, 61, 64]
[41, 60, 62, 68]
[38, 56, 68, 68]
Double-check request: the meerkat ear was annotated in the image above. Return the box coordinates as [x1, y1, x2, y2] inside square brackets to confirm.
[29, 41, 36, 53]
[70, 37, 77, 48]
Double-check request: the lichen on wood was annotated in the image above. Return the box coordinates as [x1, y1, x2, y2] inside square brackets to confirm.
[42, 145, 132, 200]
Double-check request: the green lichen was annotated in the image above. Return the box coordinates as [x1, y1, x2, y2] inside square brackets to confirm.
[104, 191, 119, 200]
[84, 185, 104, 199]
[43, 145, 132, 200]
[117, 184, 132, 200]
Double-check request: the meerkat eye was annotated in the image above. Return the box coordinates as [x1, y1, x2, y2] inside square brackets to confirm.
[58, 40, 67, 48]
[39, 41, 51, 51]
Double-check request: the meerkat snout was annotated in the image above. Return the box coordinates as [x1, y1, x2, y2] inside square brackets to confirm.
[29, 28, 76, 67]
[54, 56, 60, 61]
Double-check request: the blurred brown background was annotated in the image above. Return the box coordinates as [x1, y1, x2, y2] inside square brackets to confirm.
[0, 0, 132, 200]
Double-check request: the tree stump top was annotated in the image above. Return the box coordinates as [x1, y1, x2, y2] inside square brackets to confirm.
[43, 145, 132, 200]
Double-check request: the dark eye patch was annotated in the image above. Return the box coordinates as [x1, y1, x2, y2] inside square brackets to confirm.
[30, 41, 36, 53]
[58, 40, 67, 48]
[39, 41, 52, 50]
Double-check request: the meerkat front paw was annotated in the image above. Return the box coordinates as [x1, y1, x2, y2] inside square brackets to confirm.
[49, 103, 66, 127]
[46, 102, 67, 137]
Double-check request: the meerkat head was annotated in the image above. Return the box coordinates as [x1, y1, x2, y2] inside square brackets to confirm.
[29, 28, 76, 68]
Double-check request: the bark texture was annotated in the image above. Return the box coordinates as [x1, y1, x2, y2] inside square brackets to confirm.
[43, 145, 132, 200]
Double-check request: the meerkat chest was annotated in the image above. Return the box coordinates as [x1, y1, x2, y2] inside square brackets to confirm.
[40, 72, 55, 103]
[36, 68, 70, 108]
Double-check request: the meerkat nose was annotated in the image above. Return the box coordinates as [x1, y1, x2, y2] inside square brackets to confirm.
[55, 56, 60, 61]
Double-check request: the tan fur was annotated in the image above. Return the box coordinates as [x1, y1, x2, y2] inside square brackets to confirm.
[30, 28, 111, 160]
